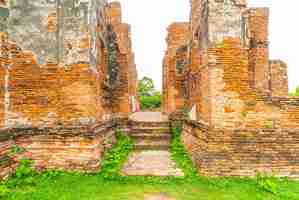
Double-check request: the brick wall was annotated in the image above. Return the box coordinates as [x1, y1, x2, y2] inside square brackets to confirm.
[0, 1, 138, 179]
[269, 60, 289, 96]
[162, 23, 190, 114]
[166, 0, 299, 178]
[0, 122, 116, 179]
[246, 8, 270, 94]
[0, 135, 17, 179]
[182, 120, 299, 178]
[107, 3, 139, 116]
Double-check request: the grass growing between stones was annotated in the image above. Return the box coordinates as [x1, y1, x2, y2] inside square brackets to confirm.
[1, 130, 299, 200]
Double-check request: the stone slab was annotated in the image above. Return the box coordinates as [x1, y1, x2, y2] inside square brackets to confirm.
[121, 150, 183, 177]
[130, 112, 169, 122]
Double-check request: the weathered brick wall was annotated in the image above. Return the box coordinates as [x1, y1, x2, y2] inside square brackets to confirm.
[0, 1, 138, 178]
[182, 121, 299, 178]
[0, 0, 110, 127]
[166, 0, 299, 178]
[207, 38, 299, 130]
[207, 0, 246, 47]
[162, 23, 190, 114]
[246, 8, 270, 94]
[269, 60, 289, 97]
[0, 135, 17, 179]
[0, 0, 138, 126]
[0, 37, 5, 127]
[0, 122, 116, 178]
[14, 125, 116, 172]
[181, 120, 208, 170]
[107, 2, 139, 116]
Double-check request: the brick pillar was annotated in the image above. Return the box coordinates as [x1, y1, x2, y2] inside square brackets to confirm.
[269, 60, 289, 96]
[247, 8, 270, 94]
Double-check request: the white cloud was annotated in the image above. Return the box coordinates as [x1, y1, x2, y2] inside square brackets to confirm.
[114, 0, 299, 92]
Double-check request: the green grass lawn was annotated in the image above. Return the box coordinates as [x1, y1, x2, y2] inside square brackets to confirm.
[2, 129, 299, 200]
[5, 175, 299, 200]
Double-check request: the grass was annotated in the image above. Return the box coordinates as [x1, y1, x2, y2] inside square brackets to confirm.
[4, 175, 299, 200]
[1, 129, 299, 200]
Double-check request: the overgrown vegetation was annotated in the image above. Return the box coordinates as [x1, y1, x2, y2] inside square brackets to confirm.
[99, 130, 134, 179]
[1, 129, 299, 199]
[290, 86, 299, 96]
[170, 127, 198, 178]
[138, 76, 161, 111]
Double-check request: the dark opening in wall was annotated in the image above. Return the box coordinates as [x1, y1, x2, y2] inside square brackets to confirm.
[106, 24, 120, 87]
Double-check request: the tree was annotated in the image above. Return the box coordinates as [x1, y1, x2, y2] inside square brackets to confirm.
[138, 77, 161, 110]
[138, 77, 155, 96]
[290, 86, 299, 97]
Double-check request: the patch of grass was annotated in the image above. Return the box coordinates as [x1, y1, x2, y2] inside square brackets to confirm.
[99, 130, 134, 179]
[1, 129, 299, 200]
[170, 127, 198, 179]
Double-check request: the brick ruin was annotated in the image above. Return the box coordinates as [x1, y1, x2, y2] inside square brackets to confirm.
[163, 0, 299, 177]
[0, 0, 299, 180]
[0, 0, 138, 178]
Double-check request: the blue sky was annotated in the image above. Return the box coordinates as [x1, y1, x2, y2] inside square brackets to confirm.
[115, 0, 298, 92]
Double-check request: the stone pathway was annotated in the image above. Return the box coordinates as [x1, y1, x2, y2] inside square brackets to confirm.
[122, 112, 183, 177]
[130, 112, 168, 122]
[121, 150, 183, 176]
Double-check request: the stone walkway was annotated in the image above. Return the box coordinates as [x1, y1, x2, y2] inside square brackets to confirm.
[130, 112, 168, 122]
[121, 150, 183, 177]
[122, 112, 183, 177]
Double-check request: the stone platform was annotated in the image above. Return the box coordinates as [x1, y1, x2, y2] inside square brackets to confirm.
[121, 150, 183, 177]
[129, 112, 168, 122]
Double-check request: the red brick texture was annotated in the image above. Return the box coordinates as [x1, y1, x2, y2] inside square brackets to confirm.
[165, 0, 299, 177]
[0, 1, 138, 179]
[182, 120, 299, 178]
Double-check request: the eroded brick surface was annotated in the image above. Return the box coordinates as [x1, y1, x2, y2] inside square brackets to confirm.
[0, 1, 138, 179]
[164, 0, 299, 177]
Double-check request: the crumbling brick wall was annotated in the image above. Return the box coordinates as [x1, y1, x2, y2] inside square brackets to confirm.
[162, 23, 190, 114]
[0, 0, 138, 178]
[165, 0, 299, 177]
[182, 120, 299, 178]
[269, 60, 289, 97]
[106, 2, 139, 116]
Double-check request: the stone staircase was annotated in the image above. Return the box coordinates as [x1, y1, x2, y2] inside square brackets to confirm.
[130, 121, 171, 150]
[121, 112, 183, 177]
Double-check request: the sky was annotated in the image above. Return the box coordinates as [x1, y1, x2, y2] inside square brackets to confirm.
[113, 0, 298, 92]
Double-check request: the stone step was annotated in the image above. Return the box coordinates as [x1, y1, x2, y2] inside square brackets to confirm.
[130, 127, 170, 135]
[130, 121, 170, 128]
[131, 133, 171, 140]
[134, 140, 171, 151]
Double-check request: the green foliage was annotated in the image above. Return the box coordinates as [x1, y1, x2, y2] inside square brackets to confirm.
[138, 77, 161, 110]
[138, 76, 155, 96]
[99, 130, 134, 179]
[9, 145, 25, 156]
[140, 92, 161, 110]
[256, 174, 278, 195]
[15, 159, 36, 179]
[5, 159, 38, 187]
[0, 183, 9, 198]
[170, 127, 198, 178]
[290, 86, 299, 96]
[41, 170, 63, 180]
